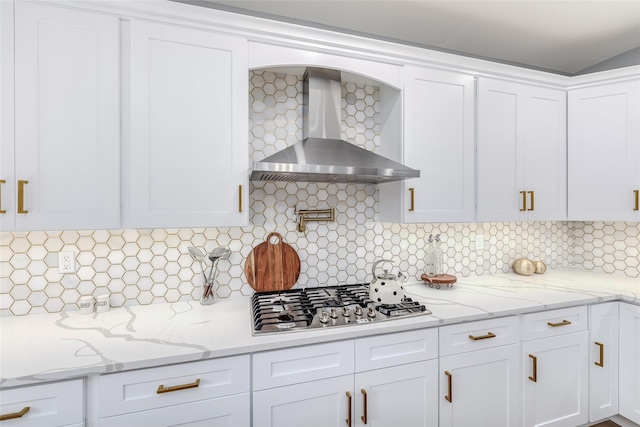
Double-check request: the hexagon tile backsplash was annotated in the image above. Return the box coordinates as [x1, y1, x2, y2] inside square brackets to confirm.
[1, 71, 639, 316]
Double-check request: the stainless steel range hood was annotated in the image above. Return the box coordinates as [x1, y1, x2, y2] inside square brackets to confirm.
[250, 68, 420, 183]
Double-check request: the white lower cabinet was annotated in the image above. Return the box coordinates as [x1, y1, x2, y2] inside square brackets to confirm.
[438, 316, 521, 427]
[99, 394, 249, 426]
[354, 360, 438, 427]
[253, 375, 353, 427]
[522, 307, 589, 427]
[98, 355, 250, 426]
[619, 302, 640, 424]
[589, 302, 619, 422]
[0, 378, 84, 427]
[252, 329, 439, 427]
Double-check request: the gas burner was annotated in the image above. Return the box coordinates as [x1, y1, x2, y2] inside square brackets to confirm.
[251, 284, 431, 334]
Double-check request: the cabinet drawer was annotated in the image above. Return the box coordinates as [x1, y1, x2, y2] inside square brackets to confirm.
[99, 355, 249, 417]
[253, 340, 354, 391]
[99, 392, 250, 426]
[0, 378, 83, 426]
[522, 306, 587, 341]
[355, 328, 438, 372]
[439, 316, 520, 356]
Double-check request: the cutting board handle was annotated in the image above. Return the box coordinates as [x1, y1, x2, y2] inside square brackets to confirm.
[267, 232, 282, 245]
[267, 233, 284, 288]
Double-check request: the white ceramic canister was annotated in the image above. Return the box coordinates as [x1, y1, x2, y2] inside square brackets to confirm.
[95, 294, 110, 313]
[78, 296, 95, 314]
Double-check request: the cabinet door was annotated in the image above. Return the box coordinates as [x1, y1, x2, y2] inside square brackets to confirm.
[477, 78, 566, 222]
[0, 378, 84, 427]
[568, 80, 640, 220]
[383, 67, 474, 223]
[0, 1, 15, 231]
[354, 360, 438, 427]
[253, 375, 353, 427]
[125, 20, 248, 228]
[11, 1, 120, 231]
[99, 393, 250, 427]
[522, 331, 588, 427]
[522, 86, 567, 221]
[477, 78, 525, 221]
[439, 344, 521, 427]
[619, 303, 640, 424]
[589, 302, 619, 422]
[99, 355, 250, 417]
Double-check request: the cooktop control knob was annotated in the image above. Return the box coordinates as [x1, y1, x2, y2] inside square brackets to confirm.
[354, 306, 363, 317]
[319, 311, 330, 324]
[329, 308, 338, 319]
[342, 307, 351, 317]
[367, 307, 377, 318]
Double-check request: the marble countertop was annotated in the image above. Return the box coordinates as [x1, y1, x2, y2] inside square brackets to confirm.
[1, 270, 638, 388]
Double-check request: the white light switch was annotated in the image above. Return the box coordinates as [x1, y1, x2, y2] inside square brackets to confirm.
[475, 235, 484, 251]
[58, 251, 76, 274]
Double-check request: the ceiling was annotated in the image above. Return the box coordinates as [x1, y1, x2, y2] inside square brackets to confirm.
[182, 0, 640, 75]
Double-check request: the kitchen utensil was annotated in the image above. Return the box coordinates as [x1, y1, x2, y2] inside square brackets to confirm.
[369, 259, 407, 304]
[245, 232, 301, 292]
[421, 273, 457, 289]
[203, 247, 231, 301]
[188, 247, 209, 284]
[512, 258, 535, 275]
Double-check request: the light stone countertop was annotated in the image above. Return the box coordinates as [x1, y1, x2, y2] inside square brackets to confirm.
[1, 269, 638, 388]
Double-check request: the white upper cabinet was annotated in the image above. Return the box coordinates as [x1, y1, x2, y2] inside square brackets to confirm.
[477, 78, 567, 222]
[379, 67, 475, 223]
[1, 2, 120, 231]
[568, 79, 640, 221]
[124, 20, 248, 229]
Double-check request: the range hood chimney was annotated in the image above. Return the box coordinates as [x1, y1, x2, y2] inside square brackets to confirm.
[250, 68, 420, 183]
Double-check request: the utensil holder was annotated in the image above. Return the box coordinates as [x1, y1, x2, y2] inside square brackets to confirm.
[201, 279, 215, 305]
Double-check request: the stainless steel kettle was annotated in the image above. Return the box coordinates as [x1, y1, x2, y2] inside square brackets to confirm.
[369, 259, 407, 304]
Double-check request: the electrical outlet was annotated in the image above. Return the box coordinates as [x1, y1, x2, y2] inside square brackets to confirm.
[58, 251, 76, 274]
[475, 235, 484, 251]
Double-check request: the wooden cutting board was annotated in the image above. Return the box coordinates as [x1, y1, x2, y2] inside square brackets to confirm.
[245, 232, 301, 292]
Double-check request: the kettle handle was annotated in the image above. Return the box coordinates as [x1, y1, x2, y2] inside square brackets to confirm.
[371, 259, 394, 284]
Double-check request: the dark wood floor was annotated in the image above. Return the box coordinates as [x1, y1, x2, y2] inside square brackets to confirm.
[591, 421, 620, 427]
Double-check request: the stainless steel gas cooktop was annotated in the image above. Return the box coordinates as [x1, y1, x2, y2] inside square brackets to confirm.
[251, 284, 431, 335]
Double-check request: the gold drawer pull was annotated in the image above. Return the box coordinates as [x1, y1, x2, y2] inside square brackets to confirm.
[469, 332, 496, 341]
[528, 190, 535, 211]
[634, 190, 639, 211]
[520, 190, 526, 211]
[238, 184, 243, 213]
[595, 341, 604, 367]
[345, 391, 352, 427]
[444, 370, 452, 402]
[528, 354, 537, 382]
[408, 187, 415, 212]
[547, 319, 571, 327]
[0, 179, 5, 214]
[360, 388, 368, 424]
[17, 180, 28, 214]
[0, 406, 30, 421]
[157, 378, 200, 394]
